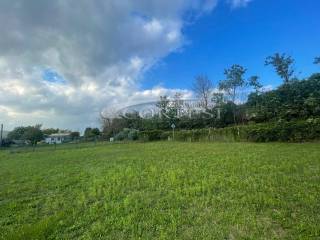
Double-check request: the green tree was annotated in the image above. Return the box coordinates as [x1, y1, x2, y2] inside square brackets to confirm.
[156, 96, 170, 119]
[8, 127, 27, 140]
[42, 128, 59, 135]
[8, 125, 44, 144]
[265, 53, 295, 83]
[247, 73, 320, 122]
[91, 128, 101, 136]
[84, 128, 93, 139]
[70, 132, 80, 140]
[22, 125, 44, 145]
[219, 64, 247, 125]
[212, 92, 225, 106]
[84, 127, 100, 140]
[248, 76, 262, 93]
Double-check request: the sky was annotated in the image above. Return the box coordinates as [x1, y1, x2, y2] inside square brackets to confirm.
[0, 0, 319, 131]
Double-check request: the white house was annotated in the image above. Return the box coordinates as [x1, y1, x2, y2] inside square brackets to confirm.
[45, 133, 71, 144]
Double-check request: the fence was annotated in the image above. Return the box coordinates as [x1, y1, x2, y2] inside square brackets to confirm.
[0, 140, 127, 154]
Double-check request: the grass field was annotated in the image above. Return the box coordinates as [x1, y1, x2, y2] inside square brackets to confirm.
[0, 142, 319, 239]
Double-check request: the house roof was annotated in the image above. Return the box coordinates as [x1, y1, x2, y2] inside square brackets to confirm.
[47, 133, 71, 137]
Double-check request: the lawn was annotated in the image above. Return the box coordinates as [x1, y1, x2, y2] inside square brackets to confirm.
[0, 142, 319, 239]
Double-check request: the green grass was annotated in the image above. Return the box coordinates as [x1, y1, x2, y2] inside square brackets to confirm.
[0, 142, 319, 239]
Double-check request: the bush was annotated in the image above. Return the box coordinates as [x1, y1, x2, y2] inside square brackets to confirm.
[138, 130, 168, 141]
[244, 118, 320, 142]
[138, 118, 320, 143]
[114, 128, 139, 141]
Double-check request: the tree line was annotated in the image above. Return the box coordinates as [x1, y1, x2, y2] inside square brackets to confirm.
[3, 125, 104, 147]
[3, 53, 319, 145]
[102, 53, 320, 139]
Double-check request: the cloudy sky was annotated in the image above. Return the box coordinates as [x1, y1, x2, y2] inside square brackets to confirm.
[0, 0, 319, 131]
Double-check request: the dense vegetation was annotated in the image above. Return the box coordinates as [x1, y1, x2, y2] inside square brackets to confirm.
[1, 142, 319, 239]
[247, 74, 320, 122]
[3, 54, 320, 144]
[101, 54, 320, 141]
[138, 118, 320, 142]
[103, 73, 320, 142]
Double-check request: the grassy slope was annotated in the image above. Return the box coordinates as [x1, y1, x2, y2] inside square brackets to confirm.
[0, 142, 319, 239]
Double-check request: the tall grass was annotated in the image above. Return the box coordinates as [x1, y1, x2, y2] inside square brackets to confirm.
[0, 142, 319, 239]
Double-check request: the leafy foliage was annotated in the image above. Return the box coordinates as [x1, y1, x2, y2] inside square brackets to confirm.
[137, 118, 320, 143]
[7, 126, 27, 141]
[114, 128, 139, 141]
[218, 64, 258, 125]
[219, 64, 247, 103]
[22, 126, 44, 144]
[8, 125, 44, 144]
[42, 128, 60, 135]
[247, 74, 320, 122]
[101, 64, 318, 143]
[138, 130, 168, 141]
[265, 53, 295, 83]
[84, 127, 101, 139]
[248, 75, 262, 92]
[70, 131, 80, 140]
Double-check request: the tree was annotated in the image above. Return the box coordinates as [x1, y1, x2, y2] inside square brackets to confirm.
[314, 57, 320, 66]
[84, 127, 100, 140]
[8, 125, 43, 144]
[212, 92, 225, 106]
[91, 128, 101, 136]
[192, 75, 213, 109]
[101, 113, 127, 139]
[8, 126, 27, 140]
[172, 92, 184, 118]
[247, 73, 320, 122]
[248, 76, 262, 93]
[219, 64, 247, 125]
[22, 125, 44, 145]
[84, 128, 92, 139]
[70, 132, 80, 140]
[156, 96, 170, 118]
[42, 128, 60, 135]
[265, 53, 295, 83]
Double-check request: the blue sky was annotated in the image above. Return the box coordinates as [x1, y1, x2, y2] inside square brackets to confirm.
[143, 0, 320, 90]
[1, 0, 319, 130]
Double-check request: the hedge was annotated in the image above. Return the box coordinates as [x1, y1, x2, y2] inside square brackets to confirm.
[138, 130, 169, 142]
[244, 118, 320, 142]
[138, 118, 320, 143]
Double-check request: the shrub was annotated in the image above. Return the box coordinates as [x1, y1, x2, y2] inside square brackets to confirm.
[114, 128, 139, 141]
[138, 130, 168, 141]
[138, 118, 320, 143]
[244, 118, 320, 142]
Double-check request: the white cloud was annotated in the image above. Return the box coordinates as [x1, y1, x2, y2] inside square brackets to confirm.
[144, 19, 164, 36]
[0, 0, 251, 131]
[261, 84, 273, 92]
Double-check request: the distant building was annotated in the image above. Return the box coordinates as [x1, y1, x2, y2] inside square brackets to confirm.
[45, 133, 71, 144]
